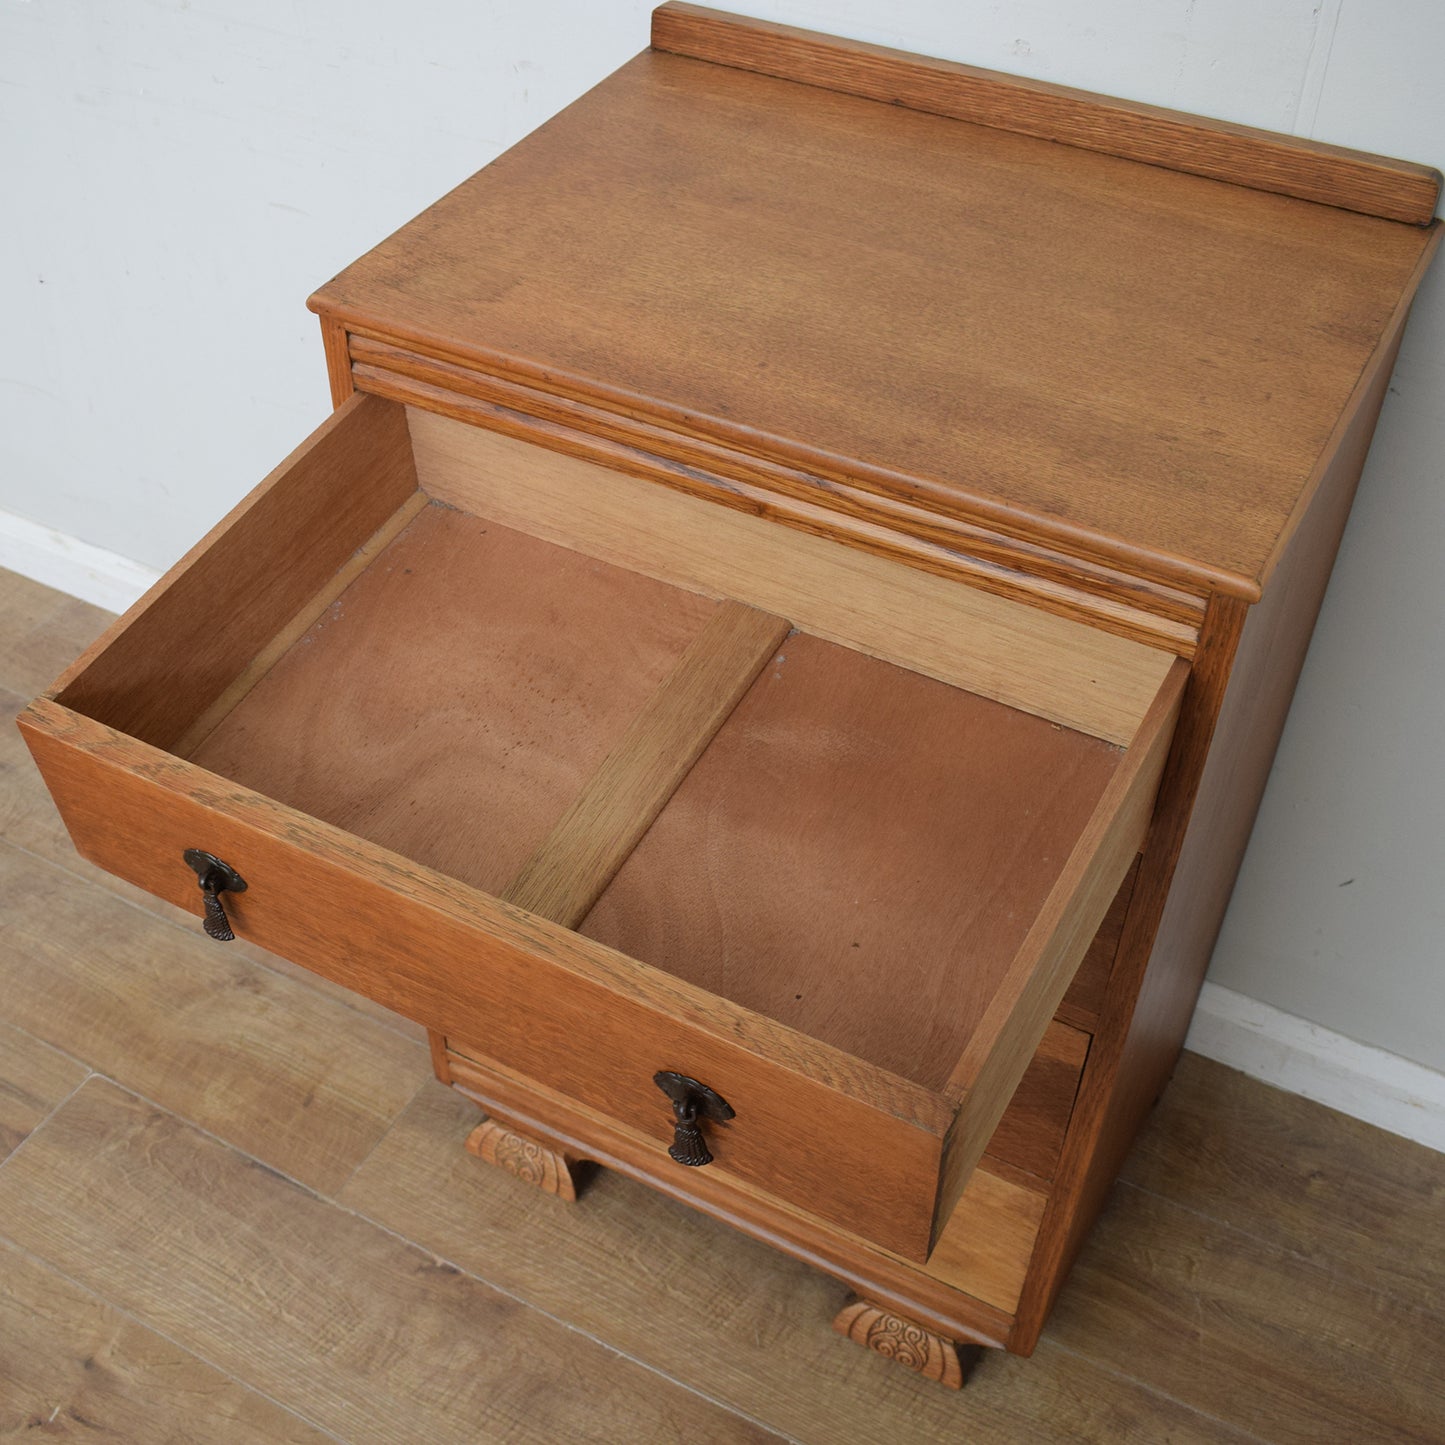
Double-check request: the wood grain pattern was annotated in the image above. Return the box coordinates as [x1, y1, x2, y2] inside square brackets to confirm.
[0, 840, 426, 1195]
[505, 601, 790, 926]
[339, 1081, 1254, 1444]
[581, 632, 1120, 1091]
[20, 700, 953, 1258]
[1055, 857, 1138, 1031]
[652, 4, 1443, 223]
[320, 313, 354, 407]
[1014, 280, 1422, 1354]
[0, 1242, 332, 1444]
[407, 406, 1173, 745]
[443, 1045, 1029, 1329]
[188, 503, 719, 897]
[833, 1299, 966, 1388]
[0, 570, 112, 700]
[311, 49, 1436, 596]
[1124, 1052, 1445, 1325]
[1050, 1184, 1445, 1444]
[448, 1008, 1084, 1315]
[0, 1079, 779, 1445]
[349, 338, 1204, 651]
[933, 660, 1186, 1247]
[465, 1116, 585, 1201]
[0, 1019, 87, 1162]
[173, 489, 429, 758]
[51, 393, 417, 750]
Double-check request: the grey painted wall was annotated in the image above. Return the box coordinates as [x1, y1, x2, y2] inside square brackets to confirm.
[3, 1, 1442, 1070]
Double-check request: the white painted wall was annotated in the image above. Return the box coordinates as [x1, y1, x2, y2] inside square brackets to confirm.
[3, 3, 1443, 1082]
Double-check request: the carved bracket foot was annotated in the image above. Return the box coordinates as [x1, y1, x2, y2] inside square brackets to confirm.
[465, 1116, 588, 1202]
[833, 1298, 973, 1389]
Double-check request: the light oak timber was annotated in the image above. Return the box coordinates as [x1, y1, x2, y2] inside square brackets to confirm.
[346, 336, 1205, 651]
[18, 700, 955, 1259]
[652, 4, 1443, 224]
[933, 659, 1186, 1248]
[1013, 274, 1423, 1352]
[50, 393, 417, 752]
[833, 1298, 967, 1389]
[188, 504, 720, 899]
[465, 1116, 586, 1201]
[173, 489, 428, 757]
[504, 600, 791, 927]
[310, 48, 1436, 598]
[451, 1022, 1087, 1314]
[320, 313, 354, 407]
[1010, 590, 1248, 1353]
[0, 1242, 333, 1445]
[405, 405, 1175, 746]
[581, 633, 1122, 1092]
[0, 1079, 780, 1445]
[444, 1046, 1029, 1332]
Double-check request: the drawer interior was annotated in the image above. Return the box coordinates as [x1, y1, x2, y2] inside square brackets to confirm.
[30, 393, 1184, 1254]
[129, 452, 1125, 1098]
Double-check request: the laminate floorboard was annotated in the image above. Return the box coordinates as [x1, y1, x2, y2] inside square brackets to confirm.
[2, 566, 1441, 1443]
[0, 1240, 334, 1443]
[0, 1018, 87, 1163]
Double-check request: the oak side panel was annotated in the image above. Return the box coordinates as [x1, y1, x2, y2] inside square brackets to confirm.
[652, 4, 1442, 223]
[406, 405, 1174, 746]
[1012, 275, 1421, 1352]
[51, 394, 417, 751]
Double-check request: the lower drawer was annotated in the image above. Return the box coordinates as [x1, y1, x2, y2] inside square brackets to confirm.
[445, 1014, 1089, 1334]
[21, 392, 1184, 1264]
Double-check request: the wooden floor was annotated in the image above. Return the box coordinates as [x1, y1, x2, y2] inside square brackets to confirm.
[2, 565, 1442, 1444]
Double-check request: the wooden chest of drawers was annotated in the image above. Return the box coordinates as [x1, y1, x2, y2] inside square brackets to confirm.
[21, 3, 1439, 1386]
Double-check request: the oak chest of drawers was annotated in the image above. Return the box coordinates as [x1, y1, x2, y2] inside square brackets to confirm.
[21, 3, 1439, 1387]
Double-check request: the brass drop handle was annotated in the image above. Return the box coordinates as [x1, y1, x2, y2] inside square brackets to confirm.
[183, 849, 248, 941]
[653, 1071, 735, 1167]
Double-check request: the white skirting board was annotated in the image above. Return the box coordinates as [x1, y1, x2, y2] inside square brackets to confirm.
[1186, 983, 1445, 1153]
[4, 508, 1442, 1154]
[0, 508, 159, 615]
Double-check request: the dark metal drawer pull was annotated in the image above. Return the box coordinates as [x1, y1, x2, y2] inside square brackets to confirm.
[183, 849, 248, 941]
[653, 1071, 735, 1167]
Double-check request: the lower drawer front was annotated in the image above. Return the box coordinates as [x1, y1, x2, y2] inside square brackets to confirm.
[21, 701, 946, 1259]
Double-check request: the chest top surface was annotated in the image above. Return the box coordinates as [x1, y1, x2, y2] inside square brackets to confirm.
[311, 8, 1438, 602]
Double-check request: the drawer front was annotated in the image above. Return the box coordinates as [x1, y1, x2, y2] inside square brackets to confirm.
[21, 701, 948, 1259]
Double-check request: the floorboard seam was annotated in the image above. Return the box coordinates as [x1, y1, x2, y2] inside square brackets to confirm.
[59, 1074, 792, 1444]
[1116, 1177, 1445, 1331]
[0, 1070, 94, 1176]
[0, 1231, 352, 1445]
[1037, 1335, 1275, 1445]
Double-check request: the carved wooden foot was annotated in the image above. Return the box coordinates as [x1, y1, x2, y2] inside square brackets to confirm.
[833, 1298, 970, 1389]
[464, 1117, 587, 1201]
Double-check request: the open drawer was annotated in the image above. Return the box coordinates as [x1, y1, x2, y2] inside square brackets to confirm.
[19, 393, 1185, 1262]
